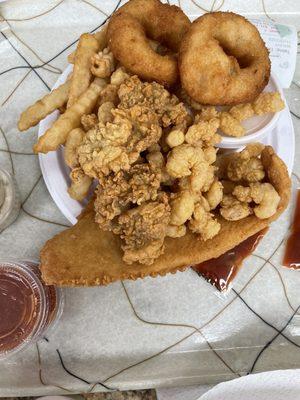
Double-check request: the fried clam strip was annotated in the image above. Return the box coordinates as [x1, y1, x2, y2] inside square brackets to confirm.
[67, 33, 99, 108]
[40, 146, 290, 286]
[68, 168, 92, 201]
[34, 78, 106, 154]
[64, 128, 93, 202]
[18, 80, 71, 131]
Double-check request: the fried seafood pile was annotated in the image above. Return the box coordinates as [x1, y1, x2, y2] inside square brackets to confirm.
[17, 1, 291, 281]
[217, 143, 280, 221]
[180, 91, 285, 138]
[64, 64, 281, 265]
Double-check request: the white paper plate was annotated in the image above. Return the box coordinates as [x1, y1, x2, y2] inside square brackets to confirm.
[198, 370, 300, 400]
[38, 66, 295, 225]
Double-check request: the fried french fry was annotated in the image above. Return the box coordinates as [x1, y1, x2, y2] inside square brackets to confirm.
[67, 33, 99, 108]
[67, 26, 108, 65]
[64, 127, 84, 168]
[34, 78, 106, 154]
[67, 52, 75, 64]
[18, 81, 71, 131]
[68, 167, 92, 201]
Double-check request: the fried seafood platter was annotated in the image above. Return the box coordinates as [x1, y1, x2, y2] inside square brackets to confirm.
[18, 0, 291, 287]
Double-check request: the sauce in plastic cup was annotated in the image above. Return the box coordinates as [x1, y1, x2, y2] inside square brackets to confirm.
[0, 260, 64, 359]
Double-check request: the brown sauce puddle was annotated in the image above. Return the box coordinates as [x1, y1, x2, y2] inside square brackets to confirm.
[192, 228, 268, 291]
[283, 190, 300, 269]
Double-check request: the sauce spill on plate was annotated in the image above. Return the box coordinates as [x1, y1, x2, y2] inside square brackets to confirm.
[283, 190, 300, 269]
[192, 229, 268, 291]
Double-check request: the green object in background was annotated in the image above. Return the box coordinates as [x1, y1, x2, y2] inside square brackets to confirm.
[275, 24, 292, 37]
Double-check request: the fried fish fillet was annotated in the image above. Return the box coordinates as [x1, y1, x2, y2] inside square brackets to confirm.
[40, 146, 291, 286]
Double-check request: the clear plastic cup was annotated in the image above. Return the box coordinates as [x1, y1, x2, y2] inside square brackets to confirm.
[0, 260, 64, 359]
[0, 168, 21, 232]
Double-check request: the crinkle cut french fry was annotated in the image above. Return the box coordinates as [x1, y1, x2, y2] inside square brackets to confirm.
[68, 168, 92, 201]
[18, 80, 71, 131]
[34, 78, 106, 154]
[67, 33, 99, 108]
[67, 52, 75, 64]
[67, 26, 108, 65]
[64, 127, 84, 168]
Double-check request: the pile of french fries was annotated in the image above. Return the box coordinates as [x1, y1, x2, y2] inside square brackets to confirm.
[18, 27, 112, 200]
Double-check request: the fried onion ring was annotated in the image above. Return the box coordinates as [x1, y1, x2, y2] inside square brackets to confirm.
[107, 0, 191, 86]
[179, 12, 270, 105]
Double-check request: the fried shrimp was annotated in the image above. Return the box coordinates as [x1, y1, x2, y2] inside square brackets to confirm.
[107, 0, 191, 86]
[188, 196, 220, 240]
[233, 182, 280, 219]
[179, 12, 270, 105]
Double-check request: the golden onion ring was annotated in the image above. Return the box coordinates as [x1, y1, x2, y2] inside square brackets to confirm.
[107, 0, 191, 86]
[179, 12, 270, 105]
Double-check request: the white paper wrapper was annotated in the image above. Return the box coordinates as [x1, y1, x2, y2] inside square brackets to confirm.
[250, 19, 298, 88]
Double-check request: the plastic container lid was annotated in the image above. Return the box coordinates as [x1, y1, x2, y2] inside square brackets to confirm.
[0, 260, 64, 359]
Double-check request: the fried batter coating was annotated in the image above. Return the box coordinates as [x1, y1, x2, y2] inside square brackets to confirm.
[94, 163, 161, 229]
[219, 112, 245, 137]
[166, 144, 213, 193]
[146, 150, 172, 183]
[78, 107, 162, 178]
[204, 180, 223, 210]
[188, 196, 220, 240]
[218, 92, 284, 137]
[167, 143, 217, 194]
[78, 117, 131, 177]
[220, 194, 252, 221]
[97, 101, 114, 124]
[197, 106, 218, 121]
[90, 48, 115, 78]
[169, 190, 195, 226]
[178, 88, 203, 110]
[203, 146, 217, 164]
[117, 193, 171, 265]
[250, 183, 280, 219]
[229, 103, 254, 121]
[233, 182, 280, 219]
[107, 0, 190, 86]
[179, 12, 270, 105]
[228, 157, 265, 182]
[185, 118, 220, 146]
[98, 84, 119, 107]
[241, 142, 265, 158]
[253, 92, 285, 115]
[81, 113, 98, 132]
[166, 224, 187, 238]
[64, 127, 84, 168]
[232, 185, 253, 202]
[118, 76, 189, 127]
[68, 167, 93, 201]
[110, 66, 130, 86]
[166, 125, 186, 148]
[227, 143, 265, 182]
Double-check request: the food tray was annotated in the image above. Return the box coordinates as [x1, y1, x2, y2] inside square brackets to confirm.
[0, 0, 299, 396]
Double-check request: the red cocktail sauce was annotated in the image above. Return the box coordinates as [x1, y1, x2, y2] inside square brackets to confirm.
[283, 190, 300, 269]
[193, 229, 268, 291]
